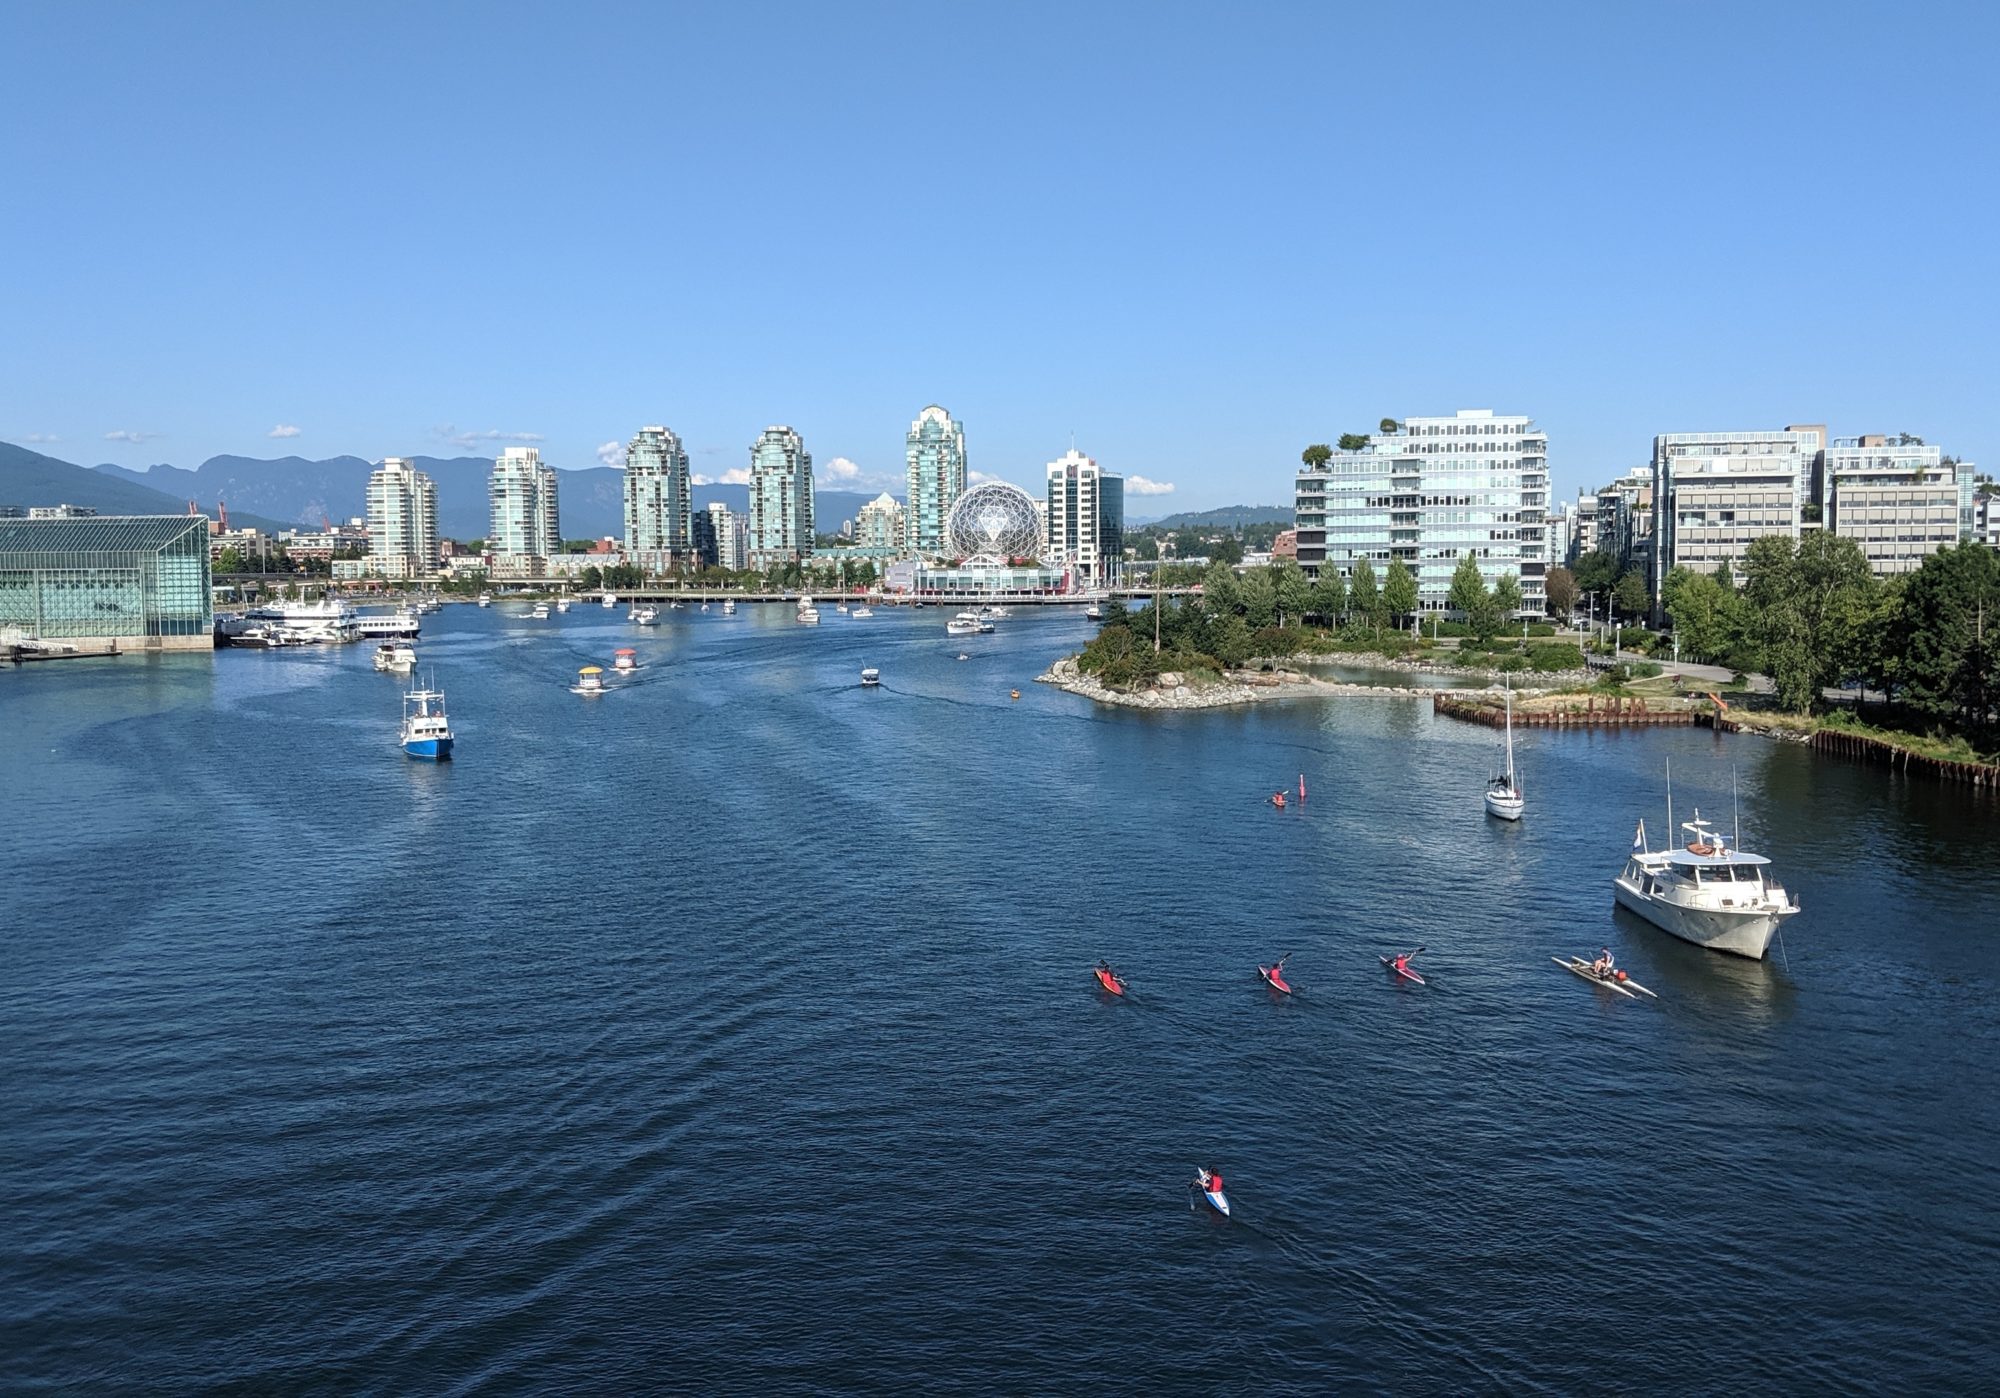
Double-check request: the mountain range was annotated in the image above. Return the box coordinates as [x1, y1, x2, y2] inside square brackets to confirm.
[1141, 504, 1292, 530]
[2, 442, 887, 540]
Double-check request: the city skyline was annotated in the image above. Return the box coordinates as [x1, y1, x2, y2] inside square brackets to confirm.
[6, 6, 1994, 510]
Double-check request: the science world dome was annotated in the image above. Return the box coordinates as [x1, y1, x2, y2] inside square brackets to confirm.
[945, 481, 1042, 561]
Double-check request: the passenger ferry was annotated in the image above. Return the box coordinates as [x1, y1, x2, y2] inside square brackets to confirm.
[246, 597, 359, 643]
[355, 609, 421, 638]
[399, 684, 454, 760]
[1613, 811, 1799, 959]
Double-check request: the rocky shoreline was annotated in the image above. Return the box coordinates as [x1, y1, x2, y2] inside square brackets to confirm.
[1036, 656, 1476, 711]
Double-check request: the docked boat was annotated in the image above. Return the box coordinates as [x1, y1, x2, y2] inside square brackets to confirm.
[372, 642, 417, 672]
[836, 602, 850, 614]
[1553, 955, 1656, 999]
[571, 665, 606, 696]
[530, 602, 552, 620]
[946, 613, 981, 636]
[613, 648, 638, 673]
[1193, 1168, 1230, 1217]
[356, 609, 421, 638]
[861, 667, 880, 687]
[1484, 687, 1524, 821]
[246, 596, 359, 643]
[1613, 808, 1800, 959]
[631, 605, 659, 626]
[399, 684, 453, 760]
[851, 606, 873, 619]
[797, 596, 821, 625]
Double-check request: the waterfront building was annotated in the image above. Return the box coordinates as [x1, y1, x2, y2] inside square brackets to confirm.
[489, 447, 561, 576]
[746, 427, 814, 569]
[1293, 409, 1550, 616]
[855, 492, 905, 552]
[691, 509, 718, 569]
[905, 405, 966, 558]
[1545, 502, 1574, 570]
[0, 515, 213, 650]
[1650, 427, 1820, 606]
[703, 501, 748, 571]
[1591, 468, 1654, 572]
[1974, 490, 2000, 552]
[1824, 435, 1977, 576]
[1045, 449, 1125, 589]
[1273, 528, 1298, 560]
[364, 457, 439, 580]
[1571, 491, 1601, 561]
[622, 426, 694, 574]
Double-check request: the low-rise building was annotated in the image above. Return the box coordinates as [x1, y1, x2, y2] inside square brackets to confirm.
[0, 515, 213, 649]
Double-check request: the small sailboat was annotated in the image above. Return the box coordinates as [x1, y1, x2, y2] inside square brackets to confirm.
[399, 683, 453, 760]
[555, 597, 571, 613]
[572, 665, 606, 696]
[1484, 687, 1524, 821]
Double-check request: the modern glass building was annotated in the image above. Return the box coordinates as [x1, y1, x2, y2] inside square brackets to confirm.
[1294, 410, 1550, 617]
[1044, 449, 1124, 589]
[905, 405, 966, 557]
[365, 458, 439, 579]
[489, 447, 561, 575]
[0, 515, 214, 649]
[747, 427, 813, 569]
[622, 426, 693, 573]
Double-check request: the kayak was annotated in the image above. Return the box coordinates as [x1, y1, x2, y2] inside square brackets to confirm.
[1552, 955, 1656, 999]
[1258, 964, 1292, 994]
[1094, 965, 1127, 996]
[1193, 1170, 1231, 1217]
[1379, 955, 1426, 986]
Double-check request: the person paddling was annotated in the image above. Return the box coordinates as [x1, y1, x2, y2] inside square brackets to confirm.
[1591, 947, 1615, 978]
[1196, 1166, 1224, 1195]
[1392, 949, 1416, 975]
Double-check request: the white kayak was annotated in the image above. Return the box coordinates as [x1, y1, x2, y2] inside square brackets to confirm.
[1193, 1169, 1230, 1216]
[1552, 956, 1657, 999]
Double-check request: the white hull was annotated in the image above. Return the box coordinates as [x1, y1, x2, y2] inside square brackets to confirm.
[1484, 791, 1524, 821]
[1612, 876, 1787, 959]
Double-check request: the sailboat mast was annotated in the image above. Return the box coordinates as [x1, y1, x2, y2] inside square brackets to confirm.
[1665, 757, 1674, 847]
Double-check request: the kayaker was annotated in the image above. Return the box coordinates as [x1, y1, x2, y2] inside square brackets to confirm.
[1271, 791, 1286, 808]
[1592, 948, 1615, 978]
[1392, 951, 1413, 974]
[1203, 1167, 1224, 1194]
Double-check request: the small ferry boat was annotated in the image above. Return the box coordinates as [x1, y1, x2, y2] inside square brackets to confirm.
[797, 596, 821, 625]
[631, 606, 659, 626]
[399, 684, 453, 760]
[530, 602, 552, 620]
[246, 597, 359, 643]
[373, 641, 417, 672]
[613, 648, 638, 673]
[1484, 688, 1524, 821]
[861, 667, 881, 687]
[571, 665, 606, 696]
[851, 606, 874, 619]
[1613, 808, 1800, 959]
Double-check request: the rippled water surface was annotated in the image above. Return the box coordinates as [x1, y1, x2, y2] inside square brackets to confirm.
[4, 602, 1997, 1393]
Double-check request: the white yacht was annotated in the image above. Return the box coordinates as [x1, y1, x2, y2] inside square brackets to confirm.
[555, 597, 572, 613]
[851, 606, 874, 619]
[1484, 688, 1524, 821]
[861, 667, 881, 687]
[631, 605, 659, 626]
[246, 596, 359, 643]
[1613, 810, 1800, 959]
[603, 593, 618, 609]
[372, 641, 417, 672]
[476, 592, 493, 608]
[797, 596, 821, 625]
[721, 599, 737, 615]
[946, 613, 981, 636]
[530, 601, 552, 620]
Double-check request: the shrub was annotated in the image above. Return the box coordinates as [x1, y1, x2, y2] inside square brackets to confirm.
[1617, 627, 1656, 652]
[1525, 642, 1585, 672]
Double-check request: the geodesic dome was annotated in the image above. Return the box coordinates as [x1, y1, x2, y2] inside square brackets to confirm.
[946, 481, 1042, 561]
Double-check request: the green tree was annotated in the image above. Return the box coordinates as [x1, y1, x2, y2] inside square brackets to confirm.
[1274, 560, 1310, 628]
[1661, 566, 1743, 663]
[1348, 557, 1380, 633]
[1378, 418, 1400, 435]
[1448, 552, 1494, 636]
[579, 564, 603, 590]
[1240, 566, 1278, 628]
[1742, 533, 1877, 713]
[1202, 559, 1241, 615]
[1493, 572, 1523, 626]
[215, 547, 245, 573]
[1573, 547, 1619, 596]
[1544, 565, 1577, 619]
[1300, 443, 1333, 471]
[1337, 432, 1370, 451]
[1311, 567, 1346, 625]
[1889, 542, 2000, 733]
[1210, 536, 1245, 566]
[1382, 559, 1418, 628]
[1712, 558, 1735, 592]
[1613, 568, 1649, 620]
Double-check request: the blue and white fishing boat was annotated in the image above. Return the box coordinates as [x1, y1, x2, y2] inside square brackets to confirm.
[399, 683, 454, 760]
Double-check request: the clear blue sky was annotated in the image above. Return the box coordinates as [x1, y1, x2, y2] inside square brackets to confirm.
[3, 0, 1995, 509]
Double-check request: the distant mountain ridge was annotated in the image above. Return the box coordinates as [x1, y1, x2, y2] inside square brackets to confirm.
[0, 442, 290, 532]
[1143, 504, 1292, 530]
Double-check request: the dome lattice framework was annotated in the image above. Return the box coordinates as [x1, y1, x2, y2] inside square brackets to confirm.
[945, 481, 1043, 562]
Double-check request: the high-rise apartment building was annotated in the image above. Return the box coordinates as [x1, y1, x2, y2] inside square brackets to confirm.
[622, 426, 693, 573]
[905, 405, 966, 558]
[489, 447, 561, 574]
[1044, 449, 1124, 589]
[1293, 409, 1550, 616]
[747, 427, 813, 568]
[364, 457, 439, 579]
[1824, 435, 1976, 576]
[1649, 427, 1820, 604]
[855, 492, 905, 552]
[703, 501, 747, 571]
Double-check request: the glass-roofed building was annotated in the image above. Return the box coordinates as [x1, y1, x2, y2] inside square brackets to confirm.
[0, 515, 214, 650]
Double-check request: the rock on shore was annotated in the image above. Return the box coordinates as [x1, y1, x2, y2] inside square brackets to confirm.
[1035, 656, 1443, 710]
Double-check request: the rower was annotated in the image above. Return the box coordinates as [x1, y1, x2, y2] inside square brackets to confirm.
[1271, 791, 1287, 808]
[1592, 947, 1615, 978]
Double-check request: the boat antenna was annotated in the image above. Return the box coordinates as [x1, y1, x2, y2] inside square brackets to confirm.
[1732, 768, 1741, 852]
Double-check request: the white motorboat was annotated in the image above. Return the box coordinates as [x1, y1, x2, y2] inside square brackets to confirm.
[603, 593, 618, 608]
[721, 599, 737, 615]
[861, 667, 881, 687]
[530, 602, 552, 620]
[555, 597, 572, 613]
[946, 614, 980, 636]
[1612, 796, 1800, 960]
[631, 606, 659, 626]
[851, 606, 874, 619]
[797, 596, 821, 625]
[476, 592, 493, 608]
[1484, 688, 1524, 821]
[373, 642, 417, 672]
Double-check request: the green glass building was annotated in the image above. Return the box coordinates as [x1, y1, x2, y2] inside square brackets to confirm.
[0, 515, 215, 649]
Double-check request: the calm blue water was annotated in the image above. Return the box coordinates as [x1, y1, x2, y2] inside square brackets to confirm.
[4, 602, 1996, 1393]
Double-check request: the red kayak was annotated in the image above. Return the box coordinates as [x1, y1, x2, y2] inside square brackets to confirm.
[1258, 963, 1293, 994]
[1380, 954, 1427, 986]
[1093, 964, 1127, 996]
